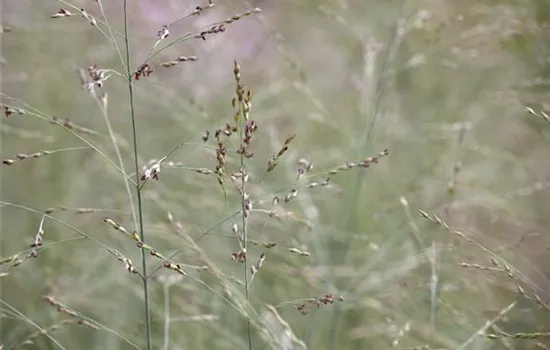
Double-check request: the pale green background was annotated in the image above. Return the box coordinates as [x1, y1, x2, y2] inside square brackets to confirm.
[2, 0, 550, 349]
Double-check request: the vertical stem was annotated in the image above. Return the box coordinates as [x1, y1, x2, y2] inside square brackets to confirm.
[239, 113, 253, 350]
[122, 2, 152, 349]
[234, 60, 252, 349]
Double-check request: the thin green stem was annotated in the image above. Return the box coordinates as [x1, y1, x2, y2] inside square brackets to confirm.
[122, 2, 152, 349]
[239, 112, 253, 350]
[232, 82, 253, 349]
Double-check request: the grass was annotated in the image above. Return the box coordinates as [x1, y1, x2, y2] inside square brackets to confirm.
[2, 0, 550, 349]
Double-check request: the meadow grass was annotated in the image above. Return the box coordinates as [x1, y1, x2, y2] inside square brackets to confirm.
[1, 1, 550, 349]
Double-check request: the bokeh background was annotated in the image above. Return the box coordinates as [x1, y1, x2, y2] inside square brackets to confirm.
[2, 0, 550, 349]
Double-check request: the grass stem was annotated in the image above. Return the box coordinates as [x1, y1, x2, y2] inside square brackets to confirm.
[123, 1, 152, 349]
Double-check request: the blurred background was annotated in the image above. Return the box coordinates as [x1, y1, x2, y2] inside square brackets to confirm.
[2, 0, 550, 349]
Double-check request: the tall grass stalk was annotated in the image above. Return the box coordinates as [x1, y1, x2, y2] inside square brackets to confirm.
[241, 125, 253, 350]
[122, 1, 152, 349]
[234, 60, 253, 349]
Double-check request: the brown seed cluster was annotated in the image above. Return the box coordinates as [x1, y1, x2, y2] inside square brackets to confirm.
[157, 25, 169, 40]
[48, 115, 98, 135]
[50, 7, 97, 26]
[4, 105, 25, 117]
[221, 8, 261, 25]
[263, 148, 389, 211]
[243, 197, 253, 218]
[132, 5, 260, 82]
[103, 218, 139, 274]
[0, 254, 25, 267]
[526, 106, 550, 123]
[267, 134, 296, 172]
[232, 60, 253, 116]
[51, 9, 72, 18]
[230, 219, 251, 264]
[112, 249, 137, 274]
[43, 295, 99, 329]
[287, 247, 310, 256]
[194, 7, 261, 41]
[327, 148, 389, 175]
[134, 63, 154, 80]
[295, 294, 344, 315]
[296, 158, 314, 181]
[237, 120, 258, 158]
[195, 24, 226, 41]
[52, 116, 96, 134]
[104, 218, 191, 276]
[0, 250, 39, 268]
[140, 157, 166, 181]
[29, 216, 46, 259]
[198, 62, 257, 189]
[135, 56, 199, 80]
[160, 55, 198, 68]
[305, 178, 331, 189]
[3, 150, 52, 165]
[251, 241, 277, 249]
[162, 262, 188, 276]
[86, 64, 107, 88]
[517, 284, 550, 313]
[0, 216, 46, 267]
[211, 123, 240, 186]
[190, 1, 215, 16]
[283, 189, 298, 203]
[195, 168, 214, 175]
[231, 249, 246, 263]
[201, 130, 210, 142]
[250, 253, 266, 276]
[214, 137, 228, 186]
